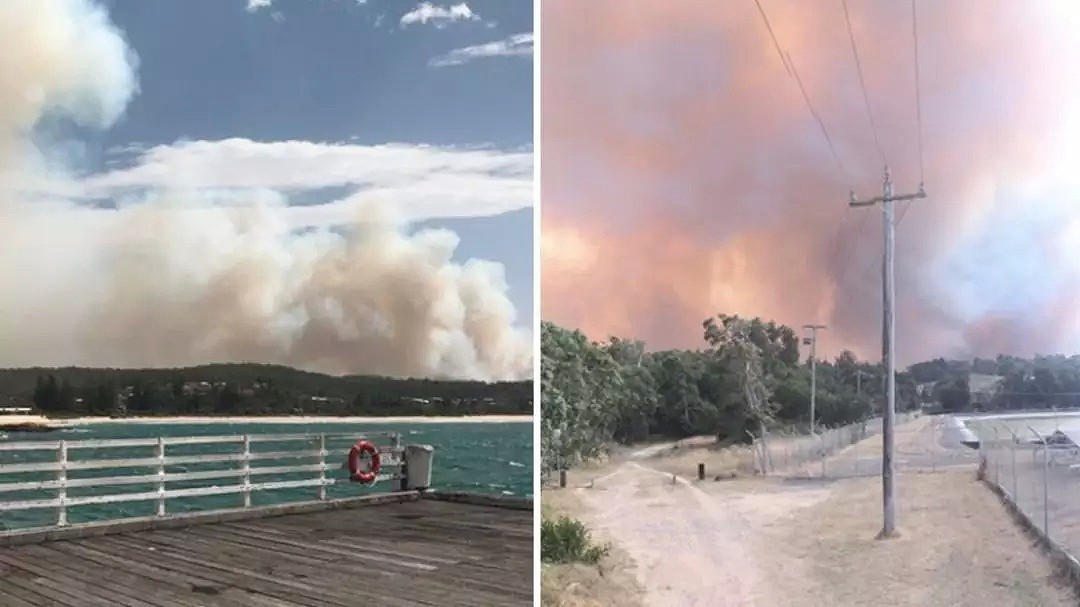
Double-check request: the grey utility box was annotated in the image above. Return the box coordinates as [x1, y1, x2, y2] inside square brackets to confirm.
[404, 444, 435, 490]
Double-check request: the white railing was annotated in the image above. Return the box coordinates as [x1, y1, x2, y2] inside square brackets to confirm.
[0, 432, 407, 528]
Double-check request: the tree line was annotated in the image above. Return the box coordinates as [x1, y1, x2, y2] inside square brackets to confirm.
[542, 315, 1080, 472]
[1, 363, 531, 417]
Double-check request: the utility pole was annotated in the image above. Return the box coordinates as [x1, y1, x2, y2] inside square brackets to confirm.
[856, 369, 870, 396]
[803, 325, 827, 435]
[849, 166, 925, 538]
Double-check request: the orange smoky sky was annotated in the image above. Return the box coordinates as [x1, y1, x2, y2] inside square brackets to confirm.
[540, 0, 1080, 364]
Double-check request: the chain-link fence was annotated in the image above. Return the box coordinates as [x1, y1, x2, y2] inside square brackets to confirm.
[981, 421, 1080, 567]
[751, 412, 980, 479]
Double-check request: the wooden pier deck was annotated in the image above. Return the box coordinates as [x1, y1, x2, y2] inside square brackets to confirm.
[0, 492, 532, 606]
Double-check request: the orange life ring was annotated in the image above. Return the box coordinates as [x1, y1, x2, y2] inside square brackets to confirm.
[348, 440, 381, 484]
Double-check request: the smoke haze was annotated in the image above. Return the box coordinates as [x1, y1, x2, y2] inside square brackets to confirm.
[0, 0, 531, 381]
[541, 0, 1080, 364]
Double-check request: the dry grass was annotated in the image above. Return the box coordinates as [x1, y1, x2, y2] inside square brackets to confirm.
[541, 488, 645, 607]
[765, 469, 1079, 606]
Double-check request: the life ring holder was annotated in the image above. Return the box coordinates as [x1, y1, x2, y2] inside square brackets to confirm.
[348, 440, 381, 484]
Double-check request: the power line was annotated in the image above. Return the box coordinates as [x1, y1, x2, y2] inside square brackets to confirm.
[751, 0, 850, 182]
[911, 0, 925, 185]
[753, 0, 792, 77]
[841, 0, 886, 165]
[787, 51, 850, 180]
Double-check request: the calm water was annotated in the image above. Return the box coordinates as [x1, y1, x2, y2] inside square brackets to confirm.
[0, 420, 531, 530]
[965, 412, 1080, 441]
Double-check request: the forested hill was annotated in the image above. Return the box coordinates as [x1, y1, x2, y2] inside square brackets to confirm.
[0, 364, 532, 417]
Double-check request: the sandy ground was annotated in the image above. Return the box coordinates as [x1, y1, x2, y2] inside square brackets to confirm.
[549, 416, 1077, 606]
[59, 414, 532, 424]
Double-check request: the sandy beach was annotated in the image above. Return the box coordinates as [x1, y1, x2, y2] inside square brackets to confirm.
[59, 415, 533, 425]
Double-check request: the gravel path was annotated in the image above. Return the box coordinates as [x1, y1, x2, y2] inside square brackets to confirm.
[558, 416, 1077, 606]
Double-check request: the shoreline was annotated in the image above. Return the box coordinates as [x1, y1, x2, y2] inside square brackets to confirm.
[57, 415, 533, 425]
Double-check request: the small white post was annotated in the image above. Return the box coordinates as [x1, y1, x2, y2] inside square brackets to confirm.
[242, 435, 252, 508]
[56, 440, 68, 527]
[156, 437, 166, 517]
[318, 433, 327, 501]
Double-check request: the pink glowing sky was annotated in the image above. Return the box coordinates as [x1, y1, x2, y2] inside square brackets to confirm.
[541, 0, 1080, 364]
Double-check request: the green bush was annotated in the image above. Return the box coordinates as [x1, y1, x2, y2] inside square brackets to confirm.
[541, 515, 608, 564]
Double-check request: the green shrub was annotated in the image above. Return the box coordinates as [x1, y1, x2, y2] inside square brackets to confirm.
[541, 515, 608, 564]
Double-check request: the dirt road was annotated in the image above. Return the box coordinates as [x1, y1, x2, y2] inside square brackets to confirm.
[561, 416, 1076, 606]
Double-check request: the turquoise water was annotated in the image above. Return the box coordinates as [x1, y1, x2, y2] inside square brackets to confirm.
[0, 421, 531, 531]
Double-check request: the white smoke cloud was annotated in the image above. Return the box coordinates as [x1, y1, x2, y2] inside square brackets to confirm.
[0, 0, 532, 381]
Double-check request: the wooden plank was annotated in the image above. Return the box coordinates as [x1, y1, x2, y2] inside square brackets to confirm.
[0, 498, 532, 606]
[188, 522, 438, 572]
[82, 535, 322, 607]
[23, 543, 192, 607]
[6, 545, 165, 607]
[0, 551, 116, 606]
[223, 522, 465, 565]
[57, 540, 264, 607]
[100, 534, 365, 607]
[0, 579, 42, 607]
[146, 528, 432, 606]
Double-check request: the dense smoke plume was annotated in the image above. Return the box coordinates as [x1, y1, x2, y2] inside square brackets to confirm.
[541, 0, 1080, 364]
[0, 0, 531, 381]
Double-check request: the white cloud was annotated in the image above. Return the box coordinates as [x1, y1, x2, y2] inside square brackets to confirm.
[245, 0, 272, 12]
[37, 138, 533, 224]
[430, 33, 533, 67]
[400, 2, 478, 28]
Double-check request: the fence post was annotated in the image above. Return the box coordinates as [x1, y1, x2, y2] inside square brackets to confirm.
[318, 433, 327, 501]
[156, 437, 166, 517]
[991, 427, 1000, 485]
[930, 421, 937, 473]
[242, 435, 252, 508]
[1043, 441, 1050, 535]
[1011, 436, 1018, 500]
[820, 437, 827, 478]
[56, 440, 67, 527]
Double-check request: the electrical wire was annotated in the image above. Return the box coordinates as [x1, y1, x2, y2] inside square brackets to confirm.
[841, 0, 887, 165]
[787, 52, 850, 181]
[911, 0, 925, 185]
[752, 0, 850, 182]
[753, 0, 792, 77]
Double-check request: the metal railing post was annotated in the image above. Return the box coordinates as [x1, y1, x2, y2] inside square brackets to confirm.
[242, 435, 252, 508]
[156, 437, 166, 517]
[56, 440, 68, 527]
[318, 433, 327, 501]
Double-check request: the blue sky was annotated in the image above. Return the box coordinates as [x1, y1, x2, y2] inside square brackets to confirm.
[85, 0, 534, 323]
[0, 0, 532, 380]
